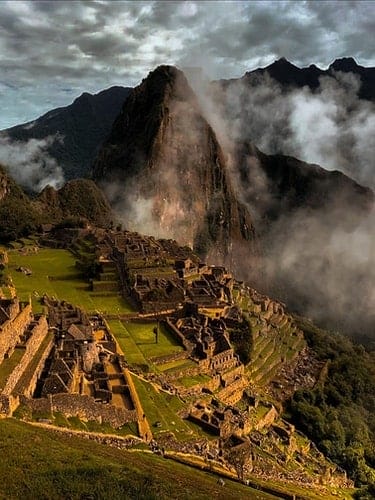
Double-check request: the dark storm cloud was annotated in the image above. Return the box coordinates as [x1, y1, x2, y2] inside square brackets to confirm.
[0, 0, 374, 128]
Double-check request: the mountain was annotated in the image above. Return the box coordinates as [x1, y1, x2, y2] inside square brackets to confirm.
[239, 57, 375, 100]
[0, 165, 113, 241]
[0, 163, 40, 241]
[1, 86, 131, 180]
[93, 65, 257, 267]
[36, 178, 113, 228]
[230, 141, 374, 337]
[233, 141, 374, 226]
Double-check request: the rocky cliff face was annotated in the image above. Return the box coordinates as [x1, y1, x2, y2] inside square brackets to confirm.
[93, 66, 257, 267]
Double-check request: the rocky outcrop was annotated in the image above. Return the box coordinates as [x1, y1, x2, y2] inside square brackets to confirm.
[93, 65, 257, 266]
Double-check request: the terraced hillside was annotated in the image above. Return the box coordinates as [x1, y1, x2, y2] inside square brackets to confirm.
[0, 235, 355, 497]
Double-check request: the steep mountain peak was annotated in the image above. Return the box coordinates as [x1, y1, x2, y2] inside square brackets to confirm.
[329, 57, 360, 72]
[93, 65, 257, 265]
[268, 57, 298, 69]
[128, 64, 197, 112]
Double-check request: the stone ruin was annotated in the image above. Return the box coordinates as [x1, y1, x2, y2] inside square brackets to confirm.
[5, 297, 139, 428]
[0, 290, 49, 416]
[188, 398, 253, 439]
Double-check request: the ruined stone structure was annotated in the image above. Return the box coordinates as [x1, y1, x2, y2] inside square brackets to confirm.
[0, 290, 50, 416]
[188, 398, 252, 439]
[0, 296, 32, 363]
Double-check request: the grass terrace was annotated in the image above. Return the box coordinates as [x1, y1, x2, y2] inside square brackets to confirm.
[131, 375, 214, 441]
[158, 358, 196, 373]
[176, 374, 211, 388]
[107, 319, 186, 371]
[6, 248, 134, 314]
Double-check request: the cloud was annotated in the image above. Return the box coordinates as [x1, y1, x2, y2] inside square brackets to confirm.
[202, 70, 375, 189]
[261, 205, 375, 338]
[0, 0, 374, 128]
[0, 134, 65, 192]
[188, 65, 375, 337]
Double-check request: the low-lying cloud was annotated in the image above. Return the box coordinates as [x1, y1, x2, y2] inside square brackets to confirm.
[205, 71, 375, 189]
[0, 134, 65, 192]
[190, 69, 375, 338]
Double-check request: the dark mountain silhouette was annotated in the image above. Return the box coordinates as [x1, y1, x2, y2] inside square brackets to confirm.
[93, 65, 257, 267]
[241, 57, 375, 100]
[233, 141, 374, 228]
[1, 86, 131, 180]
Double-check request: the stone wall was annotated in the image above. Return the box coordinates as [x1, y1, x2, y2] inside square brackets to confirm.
[0, 394, 19, 416]
[220, 365, 244, 387]
[176, 374, 221, 398]
[2, 316, 48, 396]
[216, 377, 247, 405]
[148, 350, 189, 366]
[0, 303, 32, 363]
[123, 369, 152, 441]
[22, 334, 54, 398]
[255, 406, 278, 430]
[165, 319, 191, 350]
[23, 394, 137, 428]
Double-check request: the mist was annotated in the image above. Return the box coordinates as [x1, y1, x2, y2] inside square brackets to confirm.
[204, 70, 375, 189]
[99, 64, 374, 338]
[0, 134, 65, 192]
[188, 68, 375, 338]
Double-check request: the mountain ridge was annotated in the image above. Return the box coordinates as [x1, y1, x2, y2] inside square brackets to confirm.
[2, 86, 131, 180]
[93, 65, 258, 268]
[239, 57, 375, 100]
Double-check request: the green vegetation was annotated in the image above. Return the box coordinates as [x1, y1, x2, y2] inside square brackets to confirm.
[107, 319, 149, 366]
[176, 374, 211, 388]
[6, 248, 134, 314]
[55, 179, 113, 228]
[131, 375, 213, 440]
[109, 319, 184, 370]
[287, 317, 375, 492]
[0, 165, 43, 242]
[158, 359, 196, 373]
[0, 167, 113, 243]
[0, 419, 272, 499]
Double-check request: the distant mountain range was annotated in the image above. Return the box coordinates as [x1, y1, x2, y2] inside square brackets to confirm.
[1, 58, 373, 183]
[0, 58, 373, 337]
[2, 86, 131, 180]
[218, 56, 375, 101]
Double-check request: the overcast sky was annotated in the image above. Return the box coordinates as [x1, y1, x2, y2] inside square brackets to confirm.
[0, 0, 374, 128]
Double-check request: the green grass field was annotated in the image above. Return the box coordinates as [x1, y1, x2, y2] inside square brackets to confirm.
[107, 319, 184, 369]
[6, 248, 134, 314]
[0, 419, 277, 499]
[131, 375, 215, 441]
